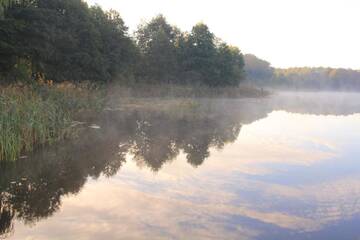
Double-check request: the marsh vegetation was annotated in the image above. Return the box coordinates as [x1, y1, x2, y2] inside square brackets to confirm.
[0, 82, 103, 161]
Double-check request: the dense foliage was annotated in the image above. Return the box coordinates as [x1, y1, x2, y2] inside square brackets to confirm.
[135, 15, 245, 86]
[244, 54, 360, 90]
[0, 2, 245, 86]
[0, 0, 137, 83]
[273, 68, 360, 90]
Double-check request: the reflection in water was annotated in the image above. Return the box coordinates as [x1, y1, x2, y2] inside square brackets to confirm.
[1, 92, 360, 239]
[0, 194, 14, 238]
[0, 101, 250, 237]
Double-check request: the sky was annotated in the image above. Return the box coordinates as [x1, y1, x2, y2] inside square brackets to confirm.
[86, 0, 360, 69]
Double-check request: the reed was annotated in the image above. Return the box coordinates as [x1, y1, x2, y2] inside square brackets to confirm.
[0, 82, 103, 161]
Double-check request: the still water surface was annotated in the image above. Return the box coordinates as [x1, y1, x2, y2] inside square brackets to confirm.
[1, 92, 360, 240]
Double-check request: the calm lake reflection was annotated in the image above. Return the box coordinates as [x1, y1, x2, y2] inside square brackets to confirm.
[1, 92, 360, 240]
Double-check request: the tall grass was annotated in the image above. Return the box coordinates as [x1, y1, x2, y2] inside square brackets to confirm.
[0, 82, 103, 161]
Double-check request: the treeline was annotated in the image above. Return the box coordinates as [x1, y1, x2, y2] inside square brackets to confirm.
[274, 68, 360, 90]
[0, 0, 245, 87]
[244, 54, 360, 91]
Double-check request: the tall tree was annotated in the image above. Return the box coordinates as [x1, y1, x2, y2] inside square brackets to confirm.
[135, 14, 179, 83]
[0, 0, 137, 82]
[216, 43, 245, 86]
[184, 23, 218, 85]
[181, 23, 245, 86]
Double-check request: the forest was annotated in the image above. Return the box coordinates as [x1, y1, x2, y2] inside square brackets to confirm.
[2, 0, 358, 90]
[0, 0, 245, 87]
[244, 54, 360, 90]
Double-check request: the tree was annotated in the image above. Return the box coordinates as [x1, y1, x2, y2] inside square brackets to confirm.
[179, 23, 245, 86]
[216, 43, 245, 86]
[0, 0, 137, 82]
[1, 3, 247, 87]
[184, 23, 218, 85]
[89, 7, 138, 82]
[244, 54, 273, 85]
[135, 14, 180, 83]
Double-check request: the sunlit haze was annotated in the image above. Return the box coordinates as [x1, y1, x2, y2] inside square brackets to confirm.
[2, 1, 360, 238]
[86, 0, 360, 69]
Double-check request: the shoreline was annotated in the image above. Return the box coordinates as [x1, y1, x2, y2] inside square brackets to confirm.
[0, 82, 268, 162]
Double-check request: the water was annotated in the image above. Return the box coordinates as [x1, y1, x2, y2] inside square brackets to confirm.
[1, 92, 360, 240]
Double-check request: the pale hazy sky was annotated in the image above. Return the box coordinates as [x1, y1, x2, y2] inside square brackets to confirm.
[86, 0, 360, 69]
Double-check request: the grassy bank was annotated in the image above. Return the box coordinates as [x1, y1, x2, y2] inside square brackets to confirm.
[0, 82, 104, 161]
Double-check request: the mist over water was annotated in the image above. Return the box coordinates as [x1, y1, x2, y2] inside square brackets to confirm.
[1, 92, 360, 240]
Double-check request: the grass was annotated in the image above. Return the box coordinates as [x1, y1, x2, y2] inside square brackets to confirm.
[0, 82, 104, 161]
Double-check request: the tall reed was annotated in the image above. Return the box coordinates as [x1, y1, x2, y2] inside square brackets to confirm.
[0, 83, 103, 161]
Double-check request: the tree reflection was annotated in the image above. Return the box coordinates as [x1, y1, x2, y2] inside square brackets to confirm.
[0, 194, 14, 238]
[0, 128, 127, 237]
[0, 100, 268, 238]
[126, 113, 242, 170]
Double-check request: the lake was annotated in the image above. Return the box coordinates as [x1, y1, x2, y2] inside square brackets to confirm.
[1, 92, 360, 240]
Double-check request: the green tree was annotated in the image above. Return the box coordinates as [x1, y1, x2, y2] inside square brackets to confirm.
[135, 14, 180, 83]
[1, 3, 247, 87]
[216, 43, 245, 86]
[184, 23, 218, 85]
[0, 0, 137, 82]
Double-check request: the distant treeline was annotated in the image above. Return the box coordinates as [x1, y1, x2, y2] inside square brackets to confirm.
[0, 0, 245, 87]
[244, 54, 360, 91]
